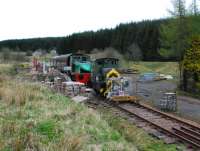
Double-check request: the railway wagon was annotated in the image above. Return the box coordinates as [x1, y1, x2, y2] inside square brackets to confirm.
[91, 57, 138, 102]
[50, 53, 92, 85]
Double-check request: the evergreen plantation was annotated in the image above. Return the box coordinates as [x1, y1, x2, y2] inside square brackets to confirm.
[0, 19, 167, 61]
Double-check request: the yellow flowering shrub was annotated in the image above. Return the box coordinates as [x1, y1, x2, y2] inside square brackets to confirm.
[183, 36, 200, 73]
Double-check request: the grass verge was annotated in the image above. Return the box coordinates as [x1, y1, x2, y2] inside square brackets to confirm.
[0, 72, 137, 150]
[98, 108, 184, 151]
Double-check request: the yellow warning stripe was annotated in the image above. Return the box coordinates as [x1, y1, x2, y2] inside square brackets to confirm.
[106, 69, 120, 78]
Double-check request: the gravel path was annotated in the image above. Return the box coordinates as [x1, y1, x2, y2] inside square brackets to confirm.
[177, 96, 200, 123]
[126, 74, 200, 123]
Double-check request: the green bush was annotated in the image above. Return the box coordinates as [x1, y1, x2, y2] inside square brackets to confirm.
[35, 120, 62, 141]
[195, 82, 200, 92]
[0, 47, 28, 62]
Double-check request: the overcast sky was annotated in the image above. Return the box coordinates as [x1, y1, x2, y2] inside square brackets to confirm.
[0, 0, 196, 41]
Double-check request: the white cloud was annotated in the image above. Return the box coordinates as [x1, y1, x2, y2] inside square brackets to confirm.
[0, 0, 196, 41]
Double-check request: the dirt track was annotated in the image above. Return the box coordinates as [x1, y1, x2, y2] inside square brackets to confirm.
[127, 74, 200, 123]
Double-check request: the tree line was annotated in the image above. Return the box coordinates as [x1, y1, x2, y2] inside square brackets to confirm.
[0, 2, 199, 63]
[0, 19, 168, 61]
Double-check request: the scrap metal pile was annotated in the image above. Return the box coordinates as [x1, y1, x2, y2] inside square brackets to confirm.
[138, 72, 173, 82]
[44, 71, 93, 102]
[31, 62, 92, 102]
[106, 77, 138, 102]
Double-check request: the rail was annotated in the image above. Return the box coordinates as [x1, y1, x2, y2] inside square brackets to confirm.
[115, 102, 200, 148]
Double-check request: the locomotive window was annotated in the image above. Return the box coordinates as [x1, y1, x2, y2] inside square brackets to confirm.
[73, 56, 81, 61]
[97, 61, 102, 65]
[67, 57, 70, 65]
[82, 56, 89, 62]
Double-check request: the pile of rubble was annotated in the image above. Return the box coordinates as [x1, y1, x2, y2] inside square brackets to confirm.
[43, 70, 93, 103]
[31, 58, 93, 103]
[138, 73, 173, 82]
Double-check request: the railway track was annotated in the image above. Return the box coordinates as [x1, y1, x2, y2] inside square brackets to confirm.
[116, 102, 200, 149]
[86, 99, 200, 149]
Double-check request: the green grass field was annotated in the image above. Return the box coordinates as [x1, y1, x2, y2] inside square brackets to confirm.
[129, 62, 179, 78]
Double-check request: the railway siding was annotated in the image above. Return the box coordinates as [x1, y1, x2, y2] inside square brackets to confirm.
[117, 102, 200, 148]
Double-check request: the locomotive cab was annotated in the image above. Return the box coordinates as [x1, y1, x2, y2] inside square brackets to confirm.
[50, 53, 91, 85]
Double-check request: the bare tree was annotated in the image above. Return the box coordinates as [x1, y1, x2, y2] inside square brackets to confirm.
[126, 43, 143, 62]
[193, 0, 199, 15]
[0, 47, 11, 62]
[161, 0, 190, 88]
[188, 0, 199, 15]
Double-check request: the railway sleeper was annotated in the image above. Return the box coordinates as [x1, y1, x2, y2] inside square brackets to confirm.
[117, 105, 200, 148]
[172, 127, 200, 146]
[180, 126, 200, 138]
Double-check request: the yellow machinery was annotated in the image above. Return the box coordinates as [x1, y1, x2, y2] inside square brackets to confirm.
[104, 69, 139, 103]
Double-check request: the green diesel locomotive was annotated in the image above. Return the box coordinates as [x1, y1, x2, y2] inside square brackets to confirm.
[51, 53, 92, 85]
[91, 57, 138, 102]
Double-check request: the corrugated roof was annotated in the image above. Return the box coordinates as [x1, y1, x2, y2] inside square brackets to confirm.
[52, 53, 90, 60]
[52, 53, 72, 59]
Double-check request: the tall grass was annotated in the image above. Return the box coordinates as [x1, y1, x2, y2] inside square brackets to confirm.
[0, 47, 28, 63]
[0, 70, 137, 150]
[0, 80, 43, 106]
